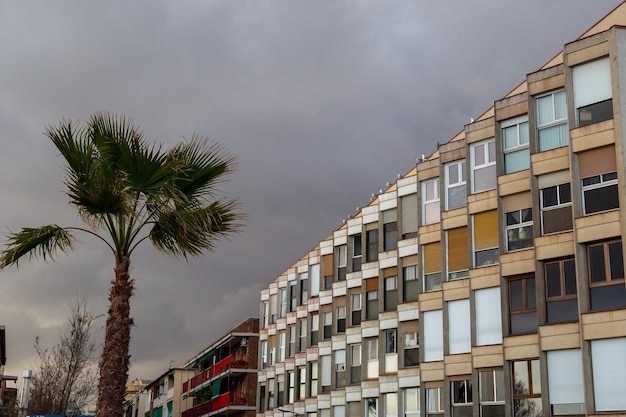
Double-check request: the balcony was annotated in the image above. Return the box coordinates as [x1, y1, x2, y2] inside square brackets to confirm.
[183, 354, 249, 395]
[181, 391, 249, 417]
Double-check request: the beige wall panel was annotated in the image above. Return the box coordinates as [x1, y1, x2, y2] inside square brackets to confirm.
[417, 165, 440, 181]
[539, 323, 581, 350]
[500, 250, 535, 276]
[575, 211, 621, 243]
[531, 146, 570, 176]
[566, 41, 609, 66]
[571, 121, 615, 153]
[440, 148, 466, 164]
[442, 208, 468, 229]
[582, 309, 626, 340]
[535, 233, 575, 260]
[498, 174, 532, 197]
[495, 101, 528, 122]
[528, 73, 565, 96]
[466, 128, 495, 144]
[503, 334, 540, 360]
[420, 362, 444, 382]
[418, 292, 443, 311]
[501, 192, 532, 212]
[419, 227, 441, 244]
[468, 192, 498, 213]
[443, 281, 470, 302]
[444, 355, 472, 376]
[472, 345, 504, 368]
[469, 266, 500, 289]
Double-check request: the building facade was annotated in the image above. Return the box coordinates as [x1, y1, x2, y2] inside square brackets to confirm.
[181, 318, 259, 417]
[144, 367, 195, 417]
[257, 4, 626, 417]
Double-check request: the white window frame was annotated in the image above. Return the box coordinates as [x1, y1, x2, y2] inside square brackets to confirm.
[426, 387, 444, 416]
[471, 139, 496, 193]
[501, 115, 530, 174]
[582, 172, 618, 215]
[445, 160, 466, 210]
[536, 90, 567, 151]
[422, 178, 440, 225]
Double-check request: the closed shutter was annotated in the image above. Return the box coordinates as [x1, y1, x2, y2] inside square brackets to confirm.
[402, 254, 418, 267]
[383, 209, 397, 223]
[401, 194, 418, 235]
[579, 145, 617, 178]
[383, 267, 398, 278]
[423, 242, 442, 274]
[323, 254, 333, 277]
[447, 227, 468, 273]
[365, 277, 378, 292]
[473, 210, 498, 250]
[502, 192, 532, 213]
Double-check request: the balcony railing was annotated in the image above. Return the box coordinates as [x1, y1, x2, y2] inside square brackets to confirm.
[183, 354, 249, 395]
[181, 391, 249, 417]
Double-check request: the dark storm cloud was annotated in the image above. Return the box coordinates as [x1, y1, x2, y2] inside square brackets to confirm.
[0, 0, 621, 381]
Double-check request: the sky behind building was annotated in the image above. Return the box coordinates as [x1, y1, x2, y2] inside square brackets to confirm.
[0, 1, 622, 382]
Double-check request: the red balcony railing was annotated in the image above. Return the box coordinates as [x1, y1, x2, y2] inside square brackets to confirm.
[181, 391, 248, 417]
[183, 354, 249, 395]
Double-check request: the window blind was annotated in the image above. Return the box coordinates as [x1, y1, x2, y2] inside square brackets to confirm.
[473, 210, 498, 250]
[447, 227, 468, 273]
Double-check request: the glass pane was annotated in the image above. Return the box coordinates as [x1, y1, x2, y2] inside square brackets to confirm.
[584, 184, 619, 214]
[510, 280, 523, 311]
[546, 299, 578, 323]
[482, 405, 505, 417]
[536, 95, 553, 125]
[554, 90, 567, 120]
[449, 164, 459, 184]
[504, 148, 530, 173]
[519, 122, 529, 144]
[609, 242, 624, 280]
[513, 361, 529, 394]
[480, 371, 494, 401]
[474, 143, 485, 166]
[564, 260, 577, 295]
[448, 184, 467, 210]
[545, 263, 562, 298]
[404, 388, 418, 412]
[559, 183, 571, 203]
[503, 125, 518, 149]
[589, 245, 606, 283]
[590, 284, 626, 311]
[531, 360, 541, 394]
[495, 370, 505, 401]
[510, 311, 537, 334]
[507, 211, 521, 226]
[538, 123, 567, 151]
[488, 140, 496, 162]
[514, 398, 542, 417]
[526, 278, 536, 309]
[542, 186, 557, 207]
[474, 165, 497, 192]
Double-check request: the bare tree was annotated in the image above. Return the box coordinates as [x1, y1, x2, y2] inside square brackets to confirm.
[27, 300, 100, 415]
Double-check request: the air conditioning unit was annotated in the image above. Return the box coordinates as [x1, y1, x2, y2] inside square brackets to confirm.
[336, 363, 346, 372]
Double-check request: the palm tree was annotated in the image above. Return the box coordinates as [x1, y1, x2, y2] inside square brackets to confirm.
[0, 112, 244, 417]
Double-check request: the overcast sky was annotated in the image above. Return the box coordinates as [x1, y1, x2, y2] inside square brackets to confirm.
[0, 1, 622, 384]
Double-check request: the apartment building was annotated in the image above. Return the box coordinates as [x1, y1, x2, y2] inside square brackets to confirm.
[144, 367, 195, 417]
[181, 318, 259, 417]
[257, 4, 626, 417]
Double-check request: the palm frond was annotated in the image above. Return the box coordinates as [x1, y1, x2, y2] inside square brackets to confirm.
[0, 225, 76, 268]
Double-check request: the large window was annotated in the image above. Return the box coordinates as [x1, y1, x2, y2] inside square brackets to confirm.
[320, 355, 331, 393]
[473, 210, 499, 267]
[502, 115, 530, 174]
[402, 262, 419, 303]
[310, 313, 319, 346]
[423, 310, 443, 362]
[323, 254, 333, 289]
[471, 139, 496, 193]
[336, 245, 347, 281]
[322, 311, 332, 340]
[591, 337, 626, 411]
[403, 388, 419, 417]
[298, 318, 307, 352]
[540, 182, 572, 234]
[308, 361, 318, 397]
[546, 349, 585, 415]
[479, 369, 505, 417]
[366, 338, 379, 379]
[385, 393, 398, 417]
[366, 398, 378, 417]
[475, 287, 503, 346]
[423, 242, 442, 292]
[573, 57, 613, 127]
[365, 278, 379, 320]
[536, 90, 567, 151]
[349, 343, 361, 384]
[580, 145, 619, 215]
[299, 272, 309, 305]
[448, 299, 471, 354]
[426, 387, 444, 417]
[402, 321, 419, 367]
[587, 240, 626, 310]
[508, 275, 537, 335]
[384, 329, 398, 373]
[506, 209, 533, 251]
[366, 226, 379, 262]
[422, 178, 440, 225]
[451, 379, 472, 417]
[383, 210, 398, 251]
[336, 305, 346, 333]
[350, 292, 362, 326]
[334, 349, 346, 389]
[384, 268, 398, 311]
[351, 234, 362, 272]
[446, 160, 467, 210]
[513, 360, 542, 417]
[279, 288, 288, 318]
[447, 227, 469, 280]
[545, 259, 578, 323]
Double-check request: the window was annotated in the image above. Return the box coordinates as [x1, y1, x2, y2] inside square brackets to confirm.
[308, 361, 318, 397]
[351, 234, 362, 272]
[385, 393, 398, 417]
[402, 263, 419, 302]
[289, 280, 298, 312]
[298, 318, 307, 352]
[384, 268, 398, 311]
[506, 209, 533, 251]
[349, 343, 361, 384]
[383, 210, 398, 251]
[580, 145, 618, 215]
[513, 360, 542, 417]
[473, 210, 499, 267]
[479, 369, 505, 417]
[323, 254, 333, 289]
[300, 272, 309, 305]
[471, 139, 496, 193]
[310, 313, 319, 346]
[336, 306, 346, 333]
[545, 259, 578, 323]
[426, 387, 444, 417]
[269, 294, 277, 324]
[350, 292, 362, 326]
[536, 90, 567, 151]
[335, 349, 346, 389]
[402, 321, 419, 367]
[278, 330, 286, 362]
[337, 245, 347, 281]
[277, 374, 285, 407]
[547, 349, 585, 415]
[366, 398, 378, 417]
[423, 242, 442, 292]
[509, 275, 537, 335]
[269, 334, 276, 366]
[423, 310, 443, 362]
[267, 378, 275, 409]
[540, 182, 572, 234]
[297, 366, 306, 401]
[587, 240, 626, 310]
[447, 227, 469, 280]
[502, 115, 530, 174]
[573, 57, 612, 127]
[591, 337, 626, 411]
[401, 193, 418, 239]
[384, 329, 398, 373]
[310, 264, 320, 298]
[365, 278, 379, 320]
[448, 299, 471, 354]
[474, 287, 503, 346]
[322, 311, 332, 340]
[288, 324, 296, 357]
[451, 379, 472, 417]
[279, 288, 288, 318]
[320, 355, 331, 393]
[260, 340, 268, 369]
[258, 383, 266, 412]
[422, 178, 440, 225]
[366, 338, 379, 379]
[446, 160, 467, 210]
[287, 370, 295, 403]
[404, 388, 419, 417]
[366, 227, 379, 262]
[261, 301, 269, 329]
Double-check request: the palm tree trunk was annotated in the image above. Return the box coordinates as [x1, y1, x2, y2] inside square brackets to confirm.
[96, 256, 134, 417]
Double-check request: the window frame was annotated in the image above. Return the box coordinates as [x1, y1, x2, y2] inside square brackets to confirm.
[445, 159, 467, 210]
[544, 258, 578, 323]
[402, 264, 419, 303]
[505, 208, 533, 252]
[587, 239, 626, 311]
[470, 139, 496, 193]
[501, 115, 530, 174]
[540, 182, 572, 235]
[512, 359, 542, 417]
[581, 172, 618, 215]
[451, 378, 473, 417]
[536, 90, 568, 152]
[508, 275, 537, 335]
[422, 177, 441, 225]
